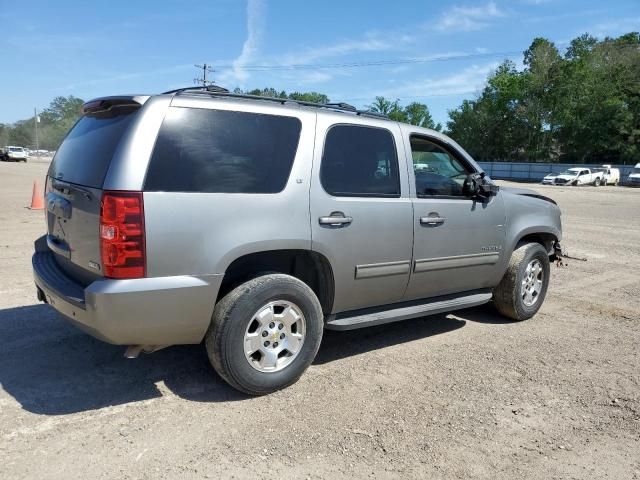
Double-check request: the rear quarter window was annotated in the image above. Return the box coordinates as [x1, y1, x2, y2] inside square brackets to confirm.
[144, 107, 302, 193]
[49, 107, 138, 188]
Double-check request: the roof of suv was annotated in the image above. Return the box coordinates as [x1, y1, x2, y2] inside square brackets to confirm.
[159, 86, 389, 121]
[82, 86, 456, 153]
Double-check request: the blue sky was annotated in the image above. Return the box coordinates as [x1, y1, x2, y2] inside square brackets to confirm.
[1, 0, 639, 126]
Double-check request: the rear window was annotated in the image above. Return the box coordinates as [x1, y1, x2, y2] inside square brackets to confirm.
[144, 107, 302, 193]
[49, 107, 137, 188]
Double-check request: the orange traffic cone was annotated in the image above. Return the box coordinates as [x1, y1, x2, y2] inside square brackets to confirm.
[29, 180, 45, 210]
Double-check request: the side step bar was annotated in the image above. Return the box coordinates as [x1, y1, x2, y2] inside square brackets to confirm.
[325, 291, 493, 331]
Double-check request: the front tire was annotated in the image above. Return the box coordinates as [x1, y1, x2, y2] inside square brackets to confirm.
[205, 274, 324, 395]
[493, 242, 550, 321]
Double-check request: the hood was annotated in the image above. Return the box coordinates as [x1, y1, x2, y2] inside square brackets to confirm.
[556, 174, 577, 180]
[500, 186, 557, 205]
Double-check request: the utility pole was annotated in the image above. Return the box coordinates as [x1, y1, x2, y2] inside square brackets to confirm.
[194, 63, 215, 87]
[34, 108, 39, 152]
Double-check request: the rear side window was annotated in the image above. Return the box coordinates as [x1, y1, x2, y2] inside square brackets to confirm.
[144, 107, 302, 193]
[320, 124, 400, 197]
[49, 108, 137, 188]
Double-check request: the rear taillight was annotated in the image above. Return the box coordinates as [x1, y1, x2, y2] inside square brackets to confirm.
[100, 191, 145, 279]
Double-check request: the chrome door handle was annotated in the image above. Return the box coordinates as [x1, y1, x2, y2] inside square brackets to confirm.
[319, 212, 353, 226]
[420, 216, 446, 226]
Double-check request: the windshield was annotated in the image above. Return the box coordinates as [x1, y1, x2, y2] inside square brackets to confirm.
[9, 147, 23, 152]
[633, 168, 640, 174]
[560, 169, 580, 176]
[49, 107, 138, 188]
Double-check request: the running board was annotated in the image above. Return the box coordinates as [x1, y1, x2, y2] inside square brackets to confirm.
[325, 291, 493, 331]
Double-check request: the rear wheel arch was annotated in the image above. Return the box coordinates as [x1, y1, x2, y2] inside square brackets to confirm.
[216, 249, 335, 315]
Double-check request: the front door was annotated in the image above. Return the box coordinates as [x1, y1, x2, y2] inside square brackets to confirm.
[310, 117, 414, 313]
[403, 130, 506, 301]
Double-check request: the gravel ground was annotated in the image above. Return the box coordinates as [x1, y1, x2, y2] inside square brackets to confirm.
[0, 160, 638, 480]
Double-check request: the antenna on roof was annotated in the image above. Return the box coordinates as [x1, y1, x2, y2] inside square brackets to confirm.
[194, 63, 215, 87]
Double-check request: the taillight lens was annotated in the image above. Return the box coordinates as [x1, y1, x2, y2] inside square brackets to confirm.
[100, 191, 145, 279]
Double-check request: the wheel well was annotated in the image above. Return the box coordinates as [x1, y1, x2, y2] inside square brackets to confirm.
[517, 233, 558, 255]
[217, 250, 335, 314]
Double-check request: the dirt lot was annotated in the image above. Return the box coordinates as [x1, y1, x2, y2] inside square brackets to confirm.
[0, 160, 638, 480]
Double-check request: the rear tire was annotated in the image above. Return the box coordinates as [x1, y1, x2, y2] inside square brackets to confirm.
[205, 274, 324, 395]
[594, 177, 601, 187]
[493, 242, 550, 321]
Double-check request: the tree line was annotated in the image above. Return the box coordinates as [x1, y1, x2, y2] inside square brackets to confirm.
[447, 32, 640, 164]
[1, 32, 638, 163]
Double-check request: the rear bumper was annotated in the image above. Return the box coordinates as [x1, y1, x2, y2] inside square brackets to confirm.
[32, 243, 223, 345]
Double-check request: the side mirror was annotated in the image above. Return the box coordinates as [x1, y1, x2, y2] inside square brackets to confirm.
[464, 173, 499, 200]
[462, 174, 479, 197]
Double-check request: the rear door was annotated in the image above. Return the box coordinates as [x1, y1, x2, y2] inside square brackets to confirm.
[403, 129, 506, 301]
[46, 103, 140, 283]
[310, 116, 414, 313]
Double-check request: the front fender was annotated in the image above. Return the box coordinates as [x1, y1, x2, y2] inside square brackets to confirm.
[499, 191, 562, 272]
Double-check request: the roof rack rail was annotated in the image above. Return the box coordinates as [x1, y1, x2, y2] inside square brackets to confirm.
[162, 86, 388, 119]
[163, 85, 230, 95]
[324, 102, 356, 112]
[356, 110, 388, 119]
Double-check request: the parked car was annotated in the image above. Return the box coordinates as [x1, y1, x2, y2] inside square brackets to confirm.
[1, 146, 28, 162]
[32, 88, 563, 395]
[553, 168, 604, 186]
[541, 173, 557, 185]
[627, 163, 640, 186]
[593, 165, 620, 186]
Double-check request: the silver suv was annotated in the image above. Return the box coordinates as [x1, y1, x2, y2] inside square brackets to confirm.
[32, 87, 562, 395]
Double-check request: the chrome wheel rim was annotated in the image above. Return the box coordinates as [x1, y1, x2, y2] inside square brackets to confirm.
[243, 300, 306, 373]
[521, 259, 544, 307]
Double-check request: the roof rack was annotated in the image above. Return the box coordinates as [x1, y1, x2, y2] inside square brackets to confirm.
[161, 85, 388, 119]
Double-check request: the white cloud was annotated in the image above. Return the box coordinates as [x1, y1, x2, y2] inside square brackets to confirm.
[369, 61, 500, 100]
[229, 0, 266, 85]
[216, 30, 411, 88]
[436, 1, 505, 32]
[281, 34, 400, 66]
[591, 17, 640, 38]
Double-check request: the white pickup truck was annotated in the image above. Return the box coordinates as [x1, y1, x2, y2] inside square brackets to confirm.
[553, 167, 605, 186]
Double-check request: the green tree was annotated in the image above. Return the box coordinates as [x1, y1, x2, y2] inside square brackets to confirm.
[404, 102, 436, 129]
[367, 96, 406, 121]
[446, 32, 640, 164]
[288, 91, 329, 104]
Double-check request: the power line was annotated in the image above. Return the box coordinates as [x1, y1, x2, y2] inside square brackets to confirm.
[210, 42, 639, 72]
[342, 92, 478, 103]
[214, 51, 524, 72]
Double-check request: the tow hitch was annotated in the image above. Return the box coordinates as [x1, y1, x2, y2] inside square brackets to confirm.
[553, 241, 587, 267]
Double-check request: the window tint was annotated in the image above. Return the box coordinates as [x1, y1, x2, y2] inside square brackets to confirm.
[320, 125, 400, 197]
[145, 107, 301, 193]
[411, 136, 471, 197]
[49, 107, 138, 188]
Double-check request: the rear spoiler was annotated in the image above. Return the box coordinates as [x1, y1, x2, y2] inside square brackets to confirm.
[81, 95, 150, 115]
